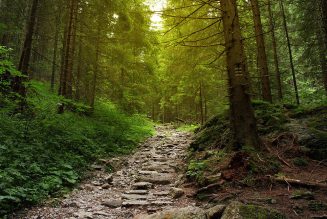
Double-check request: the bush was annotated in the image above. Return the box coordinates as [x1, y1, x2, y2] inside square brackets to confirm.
[0, 82, 154, 216]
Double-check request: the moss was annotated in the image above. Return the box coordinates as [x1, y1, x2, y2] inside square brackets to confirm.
[308, 201, 327, 211]
[292, 157, 309, 167]
[290, 190, 314, 200]
[240, 204, 287, 219]
[222, 202, 286, 219]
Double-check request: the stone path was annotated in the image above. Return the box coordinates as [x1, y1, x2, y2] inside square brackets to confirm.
[19, 125, 197, 219]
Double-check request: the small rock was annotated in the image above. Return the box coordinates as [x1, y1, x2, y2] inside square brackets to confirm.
[101, 183, 111, 189]
[91, 164, 103, 170]
[73, 211, 93, 219]
[206, 205, 226, 218]
[63, 202, 79, 208]
[104, 175, 113, 184]
[170, 187, 185, 199]
[83, 184, 94, 191]
[102, 199, 123, 208]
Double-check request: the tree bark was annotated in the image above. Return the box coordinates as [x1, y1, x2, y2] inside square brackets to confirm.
[14, 0, 39, 98]
[221, 0, 261, 150]
[250, 0, 272, 102]
[321, 0, 327, 92]
[199, 81, 204, 125]
[90, 23, 101, 109]
[279, 0, 300, 105]
[268, 0, 283, 100]
[51, 14, 60, 91]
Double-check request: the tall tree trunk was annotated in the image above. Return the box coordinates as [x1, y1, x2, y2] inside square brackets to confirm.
[279, 0, 300, 105]
[59, 0, 78, 113]
[268, 0, 283, 100]
[14, 0, 39, 98]
[199, 81, 204, 125]
[90, 24, 101, 109]
[321, 0, 327, 92]
[250, 0, 272, 102]
[221, 0, 261, 150]
[51, 15, 60, 91]
[75, 38, 82, 100]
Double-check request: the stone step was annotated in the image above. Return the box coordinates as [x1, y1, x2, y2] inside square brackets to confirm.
[137, 174, 173, 185]
[122, 194, 150, 200]
[132, 182, 153, 190]
[122, 200, 150, 207]
[125, 190, 149, 195]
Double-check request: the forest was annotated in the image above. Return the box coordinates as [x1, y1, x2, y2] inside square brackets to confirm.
[0, 0, 326, 218]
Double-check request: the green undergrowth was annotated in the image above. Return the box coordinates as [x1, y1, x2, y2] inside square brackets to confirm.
[0, 81, 154, 216]
[176, 124, 199, 132]
[187, 100, 326, 186]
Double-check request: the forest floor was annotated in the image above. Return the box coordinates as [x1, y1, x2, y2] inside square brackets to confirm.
[13, 125, 200, 219]
[10, 123, 327, 219]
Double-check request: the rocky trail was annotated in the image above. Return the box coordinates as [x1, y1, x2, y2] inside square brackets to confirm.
[17, 125, 204, 219]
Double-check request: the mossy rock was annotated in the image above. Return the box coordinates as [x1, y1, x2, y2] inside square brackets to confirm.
[221, 201, 287, 219]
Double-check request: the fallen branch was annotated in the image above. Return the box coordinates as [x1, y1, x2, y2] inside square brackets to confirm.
[266, 176, 327, 189]
[196, 182, 222, 194]
[277, 154, 292, 168]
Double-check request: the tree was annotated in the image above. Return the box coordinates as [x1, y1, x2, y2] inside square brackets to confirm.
[221, 0, 261, 150]
[268, 0, 282, 100]
[12, 0, 39, 101]
[250, 0, 272, 102]
[279, 0, 300, 104]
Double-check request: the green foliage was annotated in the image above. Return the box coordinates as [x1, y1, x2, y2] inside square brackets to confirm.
[252, 100, 288, 134]
[292, 157, 309, 167]
[176, 124, 199, 132]
[0, 82, 154, 216]
[0, 46, 25, 99]
[186, 160, 208, 184]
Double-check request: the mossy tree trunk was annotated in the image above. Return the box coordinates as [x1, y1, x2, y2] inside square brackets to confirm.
[221, 0, 261, 150]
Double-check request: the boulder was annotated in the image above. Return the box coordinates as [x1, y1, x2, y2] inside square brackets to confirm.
[133, 205, 226, 219]
[221, 201, 286, 219]
[170, 187, 185, 199]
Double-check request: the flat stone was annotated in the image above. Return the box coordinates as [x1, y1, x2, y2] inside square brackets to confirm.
[126, 190, 149, 194]
[122, 200, 150, 207]
[153, 191, 170, 196]
[139, 170, 159, 175]
[122, 194, 149, 200]
[151, 201, 173, 205]
[102, 199, 123, 208]
[137, 174, 172, 185]
[132, 182, 153, 190]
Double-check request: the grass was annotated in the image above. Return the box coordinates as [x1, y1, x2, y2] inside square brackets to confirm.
[0, 81, 154, 216]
